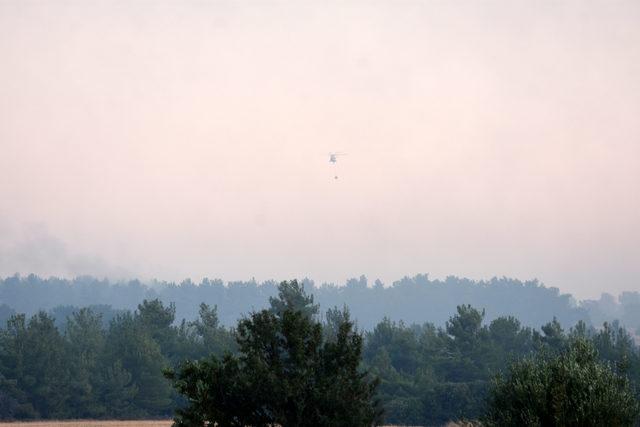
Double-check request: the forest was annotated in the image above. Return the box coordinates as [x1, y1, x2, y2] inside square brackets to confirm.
[1, 277, 640, 425]
[2, 274, 638, 333]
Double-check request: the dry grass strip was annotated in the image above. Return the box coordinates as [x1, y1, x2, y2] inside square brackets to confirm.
[0, 422, 436, 427]
[0, 421, 173, 427]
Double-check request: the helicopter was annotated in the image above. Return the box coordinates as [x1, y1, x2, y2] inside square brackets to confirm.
[329, 152, 346, 163]
[329, 152, 346, 179]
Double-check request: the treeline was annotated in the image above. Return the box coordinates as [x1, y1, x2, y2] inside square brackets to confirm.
[0, 273, 608, 330]
[1, 290, 640, 424]
[364, 308, 640, 425]
[0, 301, 235, 419]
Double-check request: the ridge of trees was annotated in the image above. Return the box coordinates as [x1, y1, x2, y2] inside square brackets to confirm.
[4, 273, 628, 331]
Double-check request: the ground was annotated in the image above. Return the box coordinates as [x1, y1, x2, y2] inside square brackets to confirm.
[0, 422, 172, 427]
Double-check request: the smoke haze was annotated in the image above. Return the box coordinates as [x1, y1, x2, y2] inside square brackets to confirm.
[1, 1, 639, 299]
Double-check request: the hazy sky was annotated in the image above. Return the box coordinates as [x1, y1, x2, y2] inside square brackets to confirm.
[1, 1, 639, 299]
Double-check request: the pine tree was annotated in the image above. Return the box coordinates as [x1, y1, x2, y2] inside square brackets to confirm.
[166, 280, 381, 427]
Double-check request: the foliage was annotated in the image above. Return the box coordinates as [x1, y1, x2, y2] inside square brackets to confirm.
[0, 280, 639, 425]
[362, 306, 640, 426]
[0, 299, 235, 420]
[166, 280, 382, 427]
[0, 274, 592, 330]
[485, 338, 640, 426]
[268, 279, 319, 319]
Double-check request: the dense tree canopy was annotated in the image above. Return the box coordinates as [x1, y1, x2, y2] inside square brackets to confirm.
[0, 274, 598, 330]
[0, 279, 639, 425]
[166, 280, 382, 427]
[485, 338, 639, 426]
[0, 299, 235, 419]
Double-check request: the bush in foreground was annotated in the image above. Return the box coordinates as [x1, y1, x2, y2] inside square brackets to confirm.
[485, 338, 639, 426]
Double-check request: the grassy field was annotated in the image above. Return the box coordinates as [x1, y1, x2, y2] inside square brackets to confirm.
[0, 424, 446, 427]
[0, 422, 173, 427]
[0, 422, 443, 427]
[0, 423, 439, 427]
[0, 423, 432, 427]
[0, 422, 469, 427]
